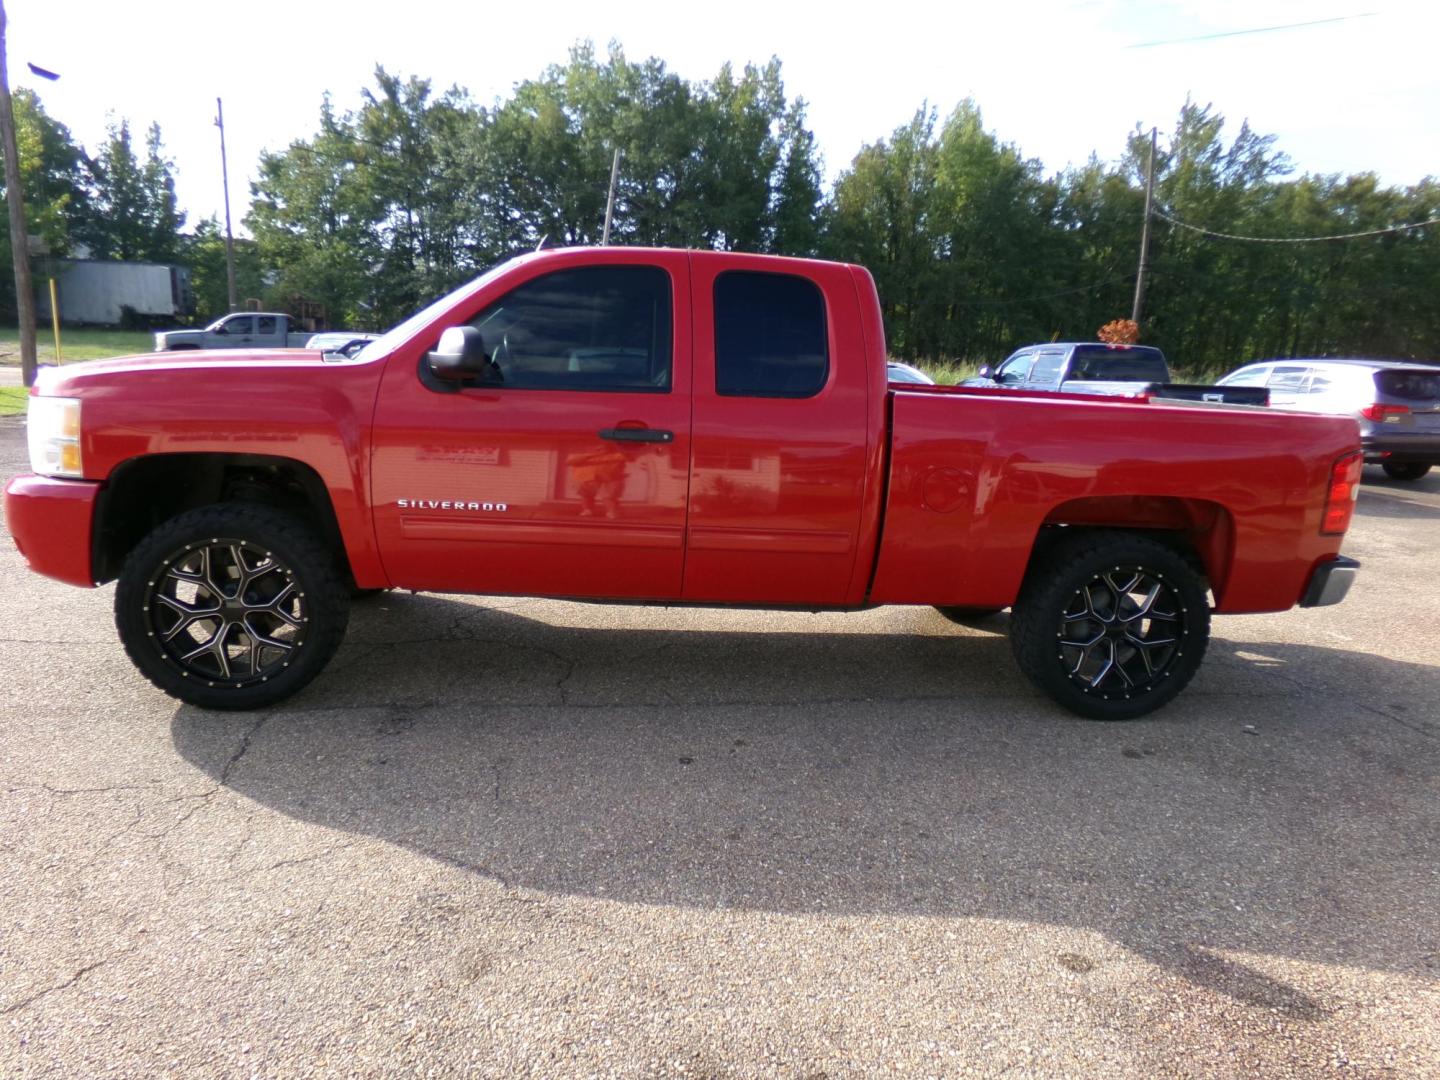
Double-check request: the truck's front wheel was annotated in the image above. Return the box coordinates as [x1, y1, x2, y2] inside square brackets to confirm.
[1009, 531, 1210, 720]
[115, 504, 350, 710]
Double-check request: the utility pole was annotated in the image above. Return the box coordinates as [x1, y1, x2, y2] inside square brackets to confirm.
[0, 0, 37, 387]
[215, 97, 238, 312]
[1131, 126, 1157, 327]
[601, 147, 621, 246]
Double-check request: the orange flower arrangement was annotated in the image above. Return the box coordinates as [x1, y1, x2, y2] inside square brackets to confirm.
[1097, 319, 1140, 345]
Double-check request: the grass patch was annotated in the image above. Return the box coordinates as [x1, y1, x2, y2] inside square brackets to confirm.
[910, 358, 984, 385]
[0, 385, 28, 416]
[0, 327, 153, 366]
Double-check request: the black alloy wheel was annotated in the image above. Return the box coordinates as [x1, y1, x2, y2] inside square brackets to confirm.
[116, 504, 349, 710]
[146, 539, 306, 686]
[1009, 531, 1210, 720]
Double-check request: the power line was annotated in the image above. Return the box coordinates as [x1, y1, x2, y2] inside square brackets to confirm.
[1126, 12, 1376, 49]
[1155, 210, 1440, 244]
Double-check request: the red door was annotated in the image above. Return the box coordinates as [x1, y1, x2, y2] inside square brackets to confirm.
[370, 252, 692, 599]
[683, 256, 873, 605]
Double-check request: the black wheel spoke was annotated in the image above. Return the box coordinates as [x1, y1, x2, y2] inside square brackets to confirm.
[179, 633, 219, 664]
[1088, 640, 1116, 688]
[148, 536, 308, 689]
[242, 617, 296, 660]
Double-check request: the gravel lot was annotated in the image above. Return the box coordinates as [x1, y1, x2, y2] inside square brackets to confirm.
[1, 414, 1436, 1078]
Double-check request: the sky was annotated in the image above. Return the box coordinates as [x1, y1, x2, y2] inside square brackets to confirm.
[8, 0, 1438, 233]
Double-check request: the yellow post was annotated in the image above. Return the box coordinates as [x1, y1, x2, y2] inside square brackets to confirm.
[48, 277, 62, 362]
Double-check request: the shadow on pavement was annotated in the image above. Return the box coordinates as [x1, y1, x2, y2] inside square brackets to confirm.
[170, 595, 1438, 1018]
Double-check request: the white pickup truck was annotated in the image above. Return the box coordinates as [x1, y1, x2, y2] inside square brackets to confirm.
[154, 312, 313, 351]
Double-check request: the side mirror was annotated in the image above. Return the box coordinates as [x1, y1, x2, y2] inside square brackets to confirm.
[977, 365, 993, 381]
[427, 326, 492, 381]
[213, 323, 228, 335]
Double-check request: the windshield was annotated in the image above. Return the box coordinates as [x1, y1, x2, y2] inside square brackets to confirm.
[352, 255, 529, 363]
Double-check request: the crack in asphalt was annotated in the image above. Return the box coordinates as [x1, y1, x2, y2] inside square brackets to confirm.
[2, 960, 110, 1015]
[220, 714, 272, 786]
[1213, 653, 1436, 740]
[230, 840, 360, 879]
[39, 782, 159, 797]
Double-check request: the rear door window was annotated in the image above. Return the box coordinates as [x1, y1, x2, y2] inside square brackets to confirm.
[714, 271, 828, 398]
[1267, 365, 1310, 393]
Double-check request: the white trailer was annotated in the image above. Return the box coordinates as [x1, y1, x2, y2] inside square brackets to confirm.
[37, 260, 194, 326]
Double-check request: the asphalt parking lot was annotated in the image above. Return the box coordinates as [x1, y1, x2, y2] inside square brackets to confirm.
[1, 414, 1436, 1078]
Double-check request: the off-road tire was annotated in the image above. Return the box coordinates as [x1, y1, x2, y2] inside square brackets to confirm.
[1381, 462, 1431, 482]
[1009, 530, 1210, 720]
[115, 504, 350, 710]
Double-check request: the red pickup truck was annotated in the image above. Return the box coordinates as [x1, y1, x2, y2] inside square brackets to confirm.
[6, 247, 1362, 719]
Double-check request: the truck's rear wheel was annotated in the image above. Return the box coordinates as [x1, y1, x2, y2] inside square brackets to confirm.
[1009, 531, 1209, 720]
[115, 504, 349, 710]
[1381, 462, 1431, 481]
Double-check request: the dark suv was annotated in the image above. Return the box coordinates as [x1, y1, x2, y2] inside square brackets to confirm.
[1217, 358, 1440, 481]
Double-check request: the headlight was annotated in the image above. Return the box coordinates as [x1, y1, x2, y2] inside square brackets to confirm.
[27, 396, 84, 478]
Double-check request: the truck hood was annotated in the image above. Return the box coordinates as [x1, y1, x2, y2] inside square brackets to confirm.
[34, 349, 330, 397]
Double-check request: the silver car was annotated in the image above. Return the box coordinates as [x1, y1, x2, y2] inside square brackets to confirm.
[886, 361, 935, 385]
[1216, 358, 1440, 481]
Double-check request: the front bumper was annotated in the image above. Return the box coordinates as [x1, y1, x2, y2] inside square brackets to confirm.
[3, 473, 101, 588]
[1299, 555, 1360, 608]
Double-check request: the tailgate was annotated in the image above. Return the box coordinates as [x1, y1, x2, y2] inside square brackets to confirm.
[1147, 382, 1271, 406]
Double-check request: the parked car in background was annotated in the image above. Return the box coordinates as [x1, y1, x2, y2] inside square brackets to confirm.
[967, 342, 1170, 395]
[155, 313, 314, 352]
[1216, 358, 1440, 481]
[967, 342, 1267, 405]
[886, 360, 935, 385]
[305, 332, 381, 358]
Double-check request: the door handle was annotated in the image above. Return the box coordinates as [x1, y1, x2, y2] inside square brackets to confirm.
[599, 428, 674, 443]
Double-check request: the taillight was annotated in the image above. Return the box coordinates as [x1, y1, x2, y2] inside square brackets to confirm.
[1360, 402, 1410, 423]
[1322, 451, 1363, 535]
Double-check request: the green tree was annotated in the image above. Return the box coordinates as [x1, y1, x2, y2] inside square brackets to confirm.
[80, 118, 185, 262]
[182, 216, 264, 321]
[1, 87, 88, 254]
[0, 88, 92, 319]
